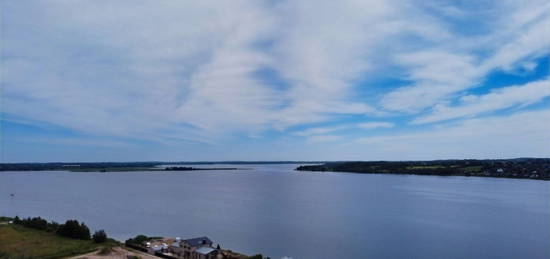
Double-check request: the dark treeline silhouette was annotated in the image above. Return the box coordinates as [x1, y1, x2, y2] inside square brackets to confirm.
[164, 167, 240, 171]
[296, 158, 550, 180]
[56, 219, 91, 240]
[1, 161, 321, 171]
[13, 216, 59, 232]
[92, 230, 108, 243]
[164, 166, 195, 171]
[12, 216, 107, 242]
[125, 234, 151, 246]
[0, 162, 160, 171]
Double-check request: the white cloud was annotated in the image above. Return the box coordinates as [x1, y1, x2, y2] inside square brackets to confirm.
[2, 0, 280, 141]
[358, 122, 395, 129]
[413, 78, 550, 124]
[380, 0, 550, 113]
[380, 51, 482, 112]
[1, 0, 548, 147]
[306, 135, 343, 143]
[295, 121, 394, 137]
[4, 0, 398, 140]
[293, 126, 348, 137]
[355, 109, 550, 160]
[481, 2, 550, 72]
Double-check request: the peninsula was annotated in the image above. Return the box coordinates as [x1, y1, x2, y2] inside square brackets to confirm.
[295, 158, 550, 180]
[0, 161, 314, 172]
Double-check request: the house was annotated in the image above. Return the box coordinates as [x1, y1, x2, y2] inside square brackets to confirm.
[194, 246, 220, 259]
[144, 238, 175, 255]
[146, 240, 170, 255]
[183, 236, 213, 248]
[168, 236, 224, 259]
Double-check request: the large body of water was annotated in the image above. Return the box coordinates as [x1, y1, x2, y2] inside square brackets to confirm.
[1, 164, 549, 259]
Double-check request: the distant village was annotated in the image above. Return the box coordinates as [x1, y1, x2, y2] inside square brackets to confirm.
[126, 235, 259, 259]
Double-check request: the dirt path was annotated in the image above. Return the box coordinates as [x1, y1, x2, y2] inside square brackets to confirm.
[69, 246, 161, 259]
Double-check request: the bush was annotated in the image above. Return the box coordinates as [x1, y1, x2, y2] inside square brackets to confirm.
[125, 235, 149, 246]
[13, 216, 58, 232]
[93, 230, 108, 243]
[0, 216, 13, 222]
[56, 220, 90, 240]
[13, 216, 22, 224]
[10, 216, 107, 242]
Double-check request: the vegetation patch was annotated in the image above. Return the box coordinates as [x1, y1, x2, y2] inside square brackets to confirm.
[0, 224, 98, 259]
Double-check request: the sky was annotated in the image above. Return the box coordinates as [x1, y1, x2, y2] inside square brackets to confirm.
[1, 0, 549, 162]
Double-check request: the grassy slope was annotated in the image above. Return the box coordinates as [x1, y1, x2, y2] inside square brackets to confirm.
[0, 224, 99, 259]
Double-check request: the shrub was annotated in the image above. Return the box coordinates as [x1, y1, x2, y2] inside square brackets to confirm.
[13, 216, 57, 232]
[125, 235, 149, 246]
[93, 230, 108, 243]
[56, 220, 90, 240]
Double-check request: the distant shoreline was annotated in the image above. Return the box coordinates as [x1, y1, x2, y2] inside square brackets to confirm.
[295, 158, 550, 181]
[0, 166, 246, 173]
[0, 161, 318, 172]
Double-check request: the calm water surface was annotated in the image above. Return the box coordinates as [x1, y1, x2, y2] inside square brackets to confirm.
[1, 164, 549, 259]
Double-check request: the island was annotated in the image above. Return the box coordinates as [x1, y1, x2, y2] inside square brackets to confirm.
[295, 158, 550, 180]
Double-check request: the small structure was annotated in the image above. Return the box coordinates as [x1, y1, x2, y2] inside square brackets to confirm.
[195, 246, 219, 259]
[140, 236, 244, 259]
[183, 236, 213, 248]
[168, 236, 223, 259]
[146, 238, 175, 255]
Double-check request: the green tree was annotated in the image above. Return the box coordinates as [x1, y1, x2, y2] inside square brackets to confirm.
[125, 234, 150, 246]
[57, 220, 90, 240]
[13, 216, 21, 224]
[93, 230, 108, 243]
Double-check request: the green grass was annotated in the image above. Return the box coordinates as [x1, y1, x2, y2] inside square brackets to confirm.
[0, 224, 100, 259]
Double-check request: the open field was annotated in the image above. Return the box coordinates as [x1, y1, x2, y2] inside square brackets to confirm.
[0, 224, 101, 259]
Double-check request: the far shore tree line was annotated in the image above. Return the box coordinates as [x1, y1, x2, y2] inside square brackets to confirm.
[12, 216, 108, 243]
[296, 158, 550, 180]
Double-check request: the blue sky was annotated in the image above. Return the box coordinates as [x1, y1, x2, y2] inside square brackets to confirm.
[1, 0, 549, 162]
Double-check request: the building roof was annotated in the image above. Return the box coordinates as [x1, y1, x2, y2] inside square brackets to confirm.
[183, 236, 213, 247]
[195, 247, 216, 255]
